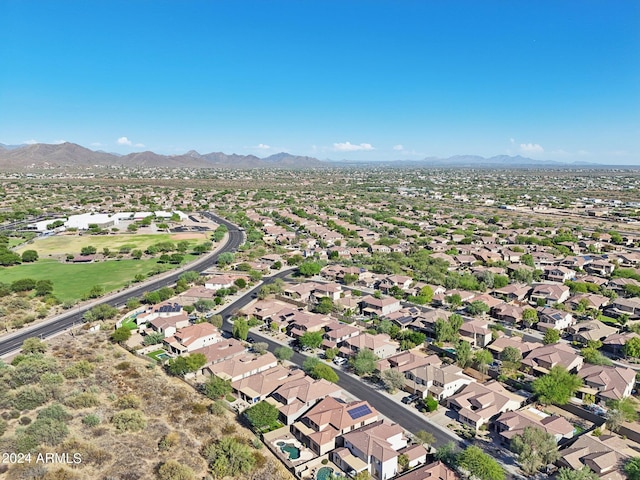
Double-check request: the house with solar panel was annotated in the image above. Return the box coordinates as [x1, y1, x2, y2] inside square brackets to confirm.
[290, 397, 379, 455]
[332, 420, 428, 480]
[135, 302, 185, 326]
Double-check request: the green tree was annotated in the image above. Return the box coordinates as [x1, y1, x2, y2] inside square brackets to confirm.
[446, 293, 462, 308]
[21, 337, 48, 354]
[510, 426, 560, 474]
[158, 460, 195, 480]
[194, 298, 216, 312]
[167, 353, 206, 376]
[352, 348, 379, 377]
[244, 400, 279, 431]
[11, 278, 36, 292]
[605, 397, 639, 432]
[522, 308, 538, 327]
[21, 250, 38, 262]
[473, 349, 493, 375]
[299, 261, 322, 277]
[414, 430, 436, 447]
[143, 332, 165, 346]
[299, 331, 323, 349]
[37, 404, 72, 423]
[467, 300, 490, 316]
[111, 327, 132, 343]
[458, 445, 505, 480]
[557, 466, 599, 480]
[533, 366, 582, 405]
[420, 285, 434, 303]
[543, 328, 560, 345]
[252, 342, 269, 355]
[311, 363, 339, 383]
[274, 346, 294, 362]
[202, 375, 232, 399]
[624, 337, 640, 358]
[232, 318, 249, 340]
[33, 279, 54, 296]
[625, 457, 640, 480]
[456, 340, 472, 368]
[501, 346, 522, 373]
[381, 369, 406, 393]
[217, 252, 235, 266]
[581, 347, 613, 366]
[434, 441, 457, 466]
[314, 296, 335, 314]
[84, 303, 118, 321]
[80, 245, 97, 255]
[303, 356, 321, 374]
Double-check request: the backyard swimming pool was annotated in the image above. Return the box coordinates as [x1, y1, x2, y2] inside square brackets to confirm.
[279, 442, 300, 460]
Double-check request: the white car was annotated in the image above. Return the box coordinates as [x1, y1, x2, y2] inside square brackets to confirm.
[333, 357, 347, 365]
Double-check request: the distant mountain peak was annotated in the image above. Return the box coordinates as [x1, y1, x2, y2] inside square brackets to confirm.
[0, 142, 607, 170]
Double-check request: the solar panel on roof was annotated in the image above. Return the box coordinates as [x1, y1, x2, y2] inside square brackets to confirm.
[347, 405, 372, 420]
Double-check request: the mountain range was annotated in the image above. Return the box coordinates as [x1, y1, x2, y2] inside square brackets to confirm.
[0, 142, 601, 169]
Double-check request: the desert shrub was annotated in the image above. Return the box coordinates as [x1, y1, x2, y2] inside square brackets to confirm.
[16, 433, 40, 453]
[13, 386, 47, 410]
[205, 437, 256, 477]
[0, 418, 6, 436]
[158, 431, 180, 451]
[9, 354, 58, 387]
[62, 360, 95, 379]
[43, 467, 80, 480]
[25, 417, 69, 446]
[191, 403, 208, 415]
[115, 394, 141, 409]
[63, 392, 99, 409]
[158, 460, 195, 480]
[221, 423, 236, 435]
[208, 400, 227, 417]
[39, 372, 65, 399]
[37, 404, 72, 422]
[19, 416, 32, 425]
[82, 414, 100, 427]
[111, 409, 147, 432]
[115, 361, 131, 370]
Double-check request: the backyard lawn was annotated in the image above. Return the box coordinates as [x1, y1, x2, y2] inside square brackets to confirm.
[147, 349, 170, 361]
[121, 318, 138, 330]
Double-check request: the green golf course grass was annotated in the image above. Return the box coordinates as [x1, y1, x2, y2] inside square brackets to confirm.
[15, 232, 207, 256]
[0, 256, 197, 302]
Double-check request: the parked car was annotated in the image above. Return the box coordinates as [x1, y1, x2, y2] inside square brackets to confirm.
[401, 394, 420, 404]
[333, 356, 347, 365]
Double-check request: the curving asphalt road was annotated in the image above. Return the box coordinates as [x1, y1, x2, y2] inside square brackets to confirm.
[0, 212, 244, 357]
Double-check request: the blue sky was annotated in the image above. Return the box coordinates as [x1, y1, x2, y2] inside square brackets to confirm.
[1, 0, 639, 163]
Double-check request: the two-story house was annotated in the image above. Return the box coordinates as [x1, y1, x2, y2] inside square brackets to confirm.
[447, 381, 526, 430]
[529, 283, 571, 307]
[291, 397, 379, 455]
[333, 421, 414, 480]
[578, 365, 636, 403]
[164, 322, 222, 354]
[270, 377, 342, 425]
[340, 333, 398, 359]
[360, 295, 402, 317]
